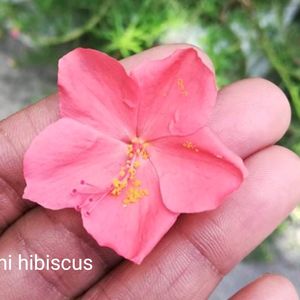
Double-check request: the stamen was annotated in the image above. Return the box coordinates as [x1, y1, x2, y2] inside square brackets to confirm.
[110, 137, 150, 205]
[133, 161, 140, 168]
[123, 187, 149, 205]
[183, 140, 200, 153]
[71, 137, 151, 214]
[71, 179, 107, 216]
[177, 78, 188, 96]
[133, 180, 141, 187]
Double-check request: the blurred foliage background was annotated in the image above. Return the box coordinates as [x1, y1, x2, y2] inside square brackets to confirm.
[0, 0, 299, 261]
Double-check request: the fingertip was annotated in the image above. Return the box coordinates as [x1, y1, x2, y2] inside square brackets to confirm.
[230, 273, 299, 300]
[210, 78, 292, 158]
[243, 145, 300, 209]
[249, 77, 291, 134]
[248, 144, 300, 175]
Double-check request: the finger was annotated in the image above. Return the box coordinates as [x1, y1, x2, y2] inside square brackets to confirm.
[209, 77, 291, 158]
[230, 274, 299, 300]
[81, 146, 300, 300]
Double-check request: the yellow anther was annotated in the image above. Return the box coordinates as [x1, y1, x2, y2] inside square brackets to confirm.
[127, 145, 134, 156]
[121, 180, 127, 187]
[133, 161, 140, 168]
[111, 190, 118, 196]
[111, 137, 150, 204]
[177, 78, 188, 96]
[183, 140, 202, 154]
[129, 168, 135, 174]
[112, 178, 120, 187]
[123, 187, 149, 205]
[133, 180, 141, 187]
[128, 152, 134, 158]
[111, 177, 128, 196]
[128, 167, 136, 179]
[141, 150, 149, 160]
[177, 78, 184, 89]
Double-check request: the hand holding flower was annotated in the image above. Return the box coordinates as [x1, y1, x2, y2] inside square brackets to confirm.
[23, 47, 247, 263]
[0, 44, 298, 299]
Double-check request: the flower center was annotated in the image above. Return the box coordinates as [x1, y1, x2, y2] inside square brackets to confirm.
[111, 137, 150, 206]
[70, 138, 150, 216]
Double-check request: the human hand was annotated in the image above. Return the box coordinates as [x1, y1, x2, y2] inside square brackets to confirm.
[0, 44, 299, 299]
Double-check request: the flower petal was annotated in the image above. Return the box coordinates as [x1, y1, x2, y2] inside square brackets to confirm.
[58, 48, 139, 141]
[149, 127, 247, 213]
[23, 118, 127, 210]
[130, 48, 217, 140]
[81, 160, 178, 264]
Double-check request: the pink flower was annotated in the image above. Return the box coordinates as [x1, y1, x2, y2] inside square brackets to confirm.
[23, 48, 247, 264]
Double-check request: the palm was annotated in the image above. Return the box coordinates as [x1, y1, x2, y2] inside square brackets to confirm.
[0, 45, 299, 300]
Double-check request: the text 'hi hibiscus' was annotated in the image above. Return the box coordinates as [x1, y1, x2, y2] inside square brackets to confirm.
[23, 47, 247, 264]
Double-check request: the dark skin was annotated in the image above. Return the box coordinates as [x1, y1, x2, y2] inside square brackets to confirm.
[0, 44, 299, 299]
